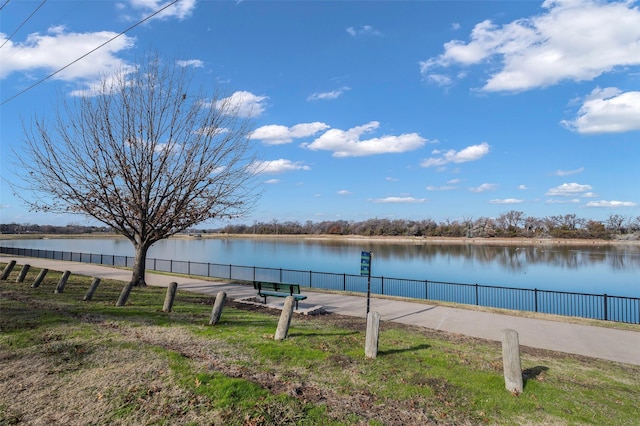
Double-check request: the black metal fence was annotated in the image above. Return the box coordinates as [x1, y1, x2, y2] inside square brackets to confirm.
[2, 245, 639, 324]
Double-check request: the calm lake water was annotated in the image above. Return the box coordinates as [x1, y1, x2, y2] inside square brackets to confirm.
[2, 237, 639, 297]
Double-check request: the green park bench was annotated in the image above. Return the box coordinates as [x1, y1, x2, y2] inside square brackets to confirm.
[253, 281, 307, 309]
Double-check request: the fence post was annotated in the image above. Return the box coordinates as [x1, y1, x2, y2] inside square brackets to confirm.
[16, 264, 31, 283]
[54, 271, 71, 294]
[501, 329, 523, 395]
[381, 276, 384, 295]
[0, 260, 16, 280]
[425, 279, 428, 300]
[188, 261, 191, 275]
[83, 278, 101, 301]
[475, 283, 479, 305]
[32, 268, 48, 288]
[209, 291, 227, 325]
[170, 259, 173, 273]
[163, 282, 178, 312]
[229, 264, 232, 279]
[253, 266, 256, 281]
[365, 311, 381, 359]
[603, 294, 608, 321]
[280, 268, 283, 283]
[534, 289, 538, 312]
[343, 273, 346, 291]
[274, 296, 295, 341]
[309, 271, 312, 288]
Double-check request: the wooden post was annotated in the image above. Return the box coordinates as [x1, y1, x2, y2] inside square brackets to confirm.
[116, 282, 134, 306]
[501, 329, 523, 395]
[274, 296, 295, 341]
[32, 268, 48, 288]
[83, 278, 101, 301]
[54, 271, 71, 294]
[209, 291, 227, 325]
[365, 311, 381, 359]
[16, 264, 31, 283]
[0, 260, 16, 280]
[162, 282, 178, 312]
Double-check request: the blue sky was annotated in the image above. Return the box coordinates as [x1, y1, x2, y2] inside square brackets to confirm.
[1, 0, 640, 227]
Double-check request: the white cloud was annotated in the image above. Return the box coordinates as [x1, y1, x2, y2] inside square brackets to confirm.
[265, 179, 280, 184]
[302, 121, 427, 157]
[126, 0, 197, 20]
[252, 159, 310, 174]
[561, 88, 640, 134]
[586, 200, 636, 208]
[421, 0, 640, 92]
[426, 185, 456, 191]
[215, 91, 268, 118]
[307, 86, 351, 101]
[385, 177, 399, 182]
[546, 198, 581, 204]
[489, 198, 523, 204]
[250, 122, 330, 145]
[176, 59, 204, 68]
[518, 185, 527, 190]
[469, 183, 497, 193]
[337, 190, 352, 195]
[0, 26, 135, 81]
[554, 167, 584, 176]
[370, 197, 426, 203]
[546, 182, 593, 196]
[420, 142, 490, 167]
[346, 25, 382, 37]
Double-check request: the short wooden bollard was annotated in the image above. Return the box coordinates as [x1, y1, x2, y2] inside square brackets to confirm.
[365, 311, 381, 359]
[16, 264, 31, 283]
[1, 260, 16, 280]
[163, 282, 178, 312]
[54, 271, 71, 294]
[502, 329, 524, 395]
[274, 296, 295, 341]
[116, 282, 134, 306]
[32, 269, 48, 288]
[83, 278, 101, 301]
[209, 291, 227, 325]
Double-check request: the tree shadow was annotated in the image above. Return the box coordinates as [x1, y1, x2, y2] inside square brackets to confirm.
[378, 343, 431, 356]
[522, 365, 549, 388]
[288, 331, 359, 338]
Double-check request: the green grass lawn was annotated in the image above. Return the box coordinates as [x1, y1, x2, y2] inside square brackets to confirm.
[1, 263, 639, 425]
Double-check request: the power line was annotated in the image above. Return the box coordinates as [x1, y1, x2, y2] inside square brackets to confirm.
[0, 0, 10, 12]
[1, 0, 178, 107]
[0, 0, 47, 49]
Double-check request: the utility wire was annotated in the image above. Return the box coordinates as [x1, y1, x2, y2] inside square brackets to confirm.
[0, 0, 10, 12]
[0, 0, 47, 49]
[1, 0, 178, 107]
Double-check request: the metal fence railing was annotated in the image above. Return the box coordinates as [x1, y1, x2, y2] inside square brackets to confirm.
[2, 245, 639, 324]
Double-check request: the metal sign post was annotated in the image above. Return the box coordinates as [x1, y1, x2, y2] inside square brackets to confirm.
[361, 251, 372, 314]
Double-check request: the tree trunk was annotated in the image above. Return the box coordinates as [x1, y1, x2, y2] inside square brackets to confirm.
[116, 242, 150, 307]
[131, 243, 150, 287]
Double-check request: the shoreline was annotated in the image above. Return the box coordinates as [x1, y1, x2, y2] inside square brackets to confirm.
[2, 232, 639, 247]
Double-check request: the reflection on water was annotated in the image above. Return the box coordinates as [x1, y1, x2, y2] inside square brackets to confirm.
[2, 238, 639, 296]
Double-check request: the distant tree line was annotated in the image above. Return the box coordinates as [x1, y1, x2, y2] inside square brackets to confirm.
[3, 212, 640, 240]
[0, 223, 110, 235]
[210, 212, 640, 240]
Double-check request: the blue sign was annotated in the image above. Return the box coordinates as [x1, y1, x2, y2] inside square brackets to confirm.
[360, 251, 371, 276]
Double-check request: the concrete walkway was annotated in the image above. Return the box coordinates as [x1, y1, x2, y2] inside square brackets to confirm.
[2, 255, 639, 366]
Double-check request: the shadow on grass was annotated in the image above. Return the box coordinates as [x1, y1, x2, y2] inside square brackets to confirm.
[288, 331, 359, 338]
[378, 343, 431, 356]
[523, 365, 549, 388]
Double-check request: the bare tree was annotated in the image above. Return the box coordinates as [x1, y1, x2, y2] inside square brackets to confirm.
[18, 52, 260, 305]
